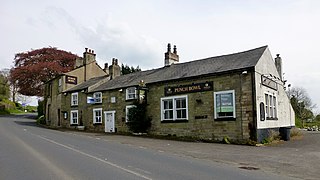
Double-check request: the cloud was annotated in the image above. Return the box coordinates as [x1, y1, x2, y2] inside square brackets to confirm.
[43, 6, 162, 70]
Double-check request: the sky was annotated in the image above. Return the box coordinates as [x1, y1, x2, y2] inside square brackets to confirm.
[1, 0, 320, 112]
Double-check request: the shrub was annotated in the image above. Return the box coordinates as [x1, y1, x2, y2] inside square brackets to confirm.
[262, 129, 280, 144]
[37, 100, 44, 118]
[126, 103, 151, 133]
[290, 127, 302, 137]
[37, 115, 46, 125]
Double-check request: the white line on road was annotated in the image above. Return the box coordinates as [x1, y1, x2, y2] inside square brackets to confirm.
[35, 134, 152, 180]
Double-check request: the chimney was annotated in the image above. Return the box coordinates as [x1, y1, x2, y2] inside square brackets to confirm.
[103, 63, 109, 74]
[109, 58, 121, 80]
[164, 43, 179, 66]
[275, 54, 282, 80]
[83, 48, 96, 65]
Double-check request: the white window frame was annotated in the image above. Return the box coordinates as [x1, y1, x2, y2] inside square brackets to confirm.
[71, 92, 78, 106]
[58, 78, 62, 87]
[93, 92, 102, 103]
[214, 90, 236, 119]
[265, 93, 277, 119]
[93, 108, 103, 124]
[126, 87, 137, 100]
[160, 95, 188, 121]
[70, 110, 78, 125]
[126, 105, 136, 122]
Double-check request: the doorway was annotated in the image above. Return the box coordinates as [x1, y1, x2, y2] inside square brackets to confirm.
[104, 111, 116, 133]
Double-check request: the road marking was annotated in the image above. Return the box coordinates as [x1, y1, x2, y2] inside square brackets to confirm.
[36, 135, 152, 180]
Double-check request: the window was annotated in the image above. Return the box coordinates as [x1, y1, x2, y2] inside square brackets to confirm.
[161, 95, 188, 121]
[126, 105, 136, 122]
[265, 93, 277, 119]
[93, 108, 102, 124]
[93, 92, 102, 103]
[126, 87, 137, 100]
[71, 92, 78, 106]
[58, 78, 62, 86]
[260, 102, 265, 121]
[70, 110, 78, 125]
[214, 90, 236, 119]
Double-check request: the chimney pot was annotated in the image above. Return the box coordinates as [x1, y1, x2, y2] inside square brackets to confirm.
[173, 45, 177, 54]
[276, 54, 280, 57]
[92, 50, 94, 54]
[167, 43, 171, 52]
[85, 48, 88, 52]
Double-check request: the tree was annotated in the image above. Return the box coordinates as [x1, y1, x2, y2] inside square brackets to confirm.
[127, 103, 151, 133]
[121, 64, 141, 75]
[0, 74, 10, 101]
[9, 47, 78, 96]
[287, 86, 316, 127]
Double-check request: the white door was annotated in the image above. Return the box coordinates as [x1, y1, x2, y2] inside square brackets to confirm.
[104, 111, 115, 133]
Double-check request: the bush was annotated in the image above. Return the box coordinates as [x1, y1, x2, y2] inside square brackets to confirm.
[37, 115, 46, 125]
[126, 103, 151, 133]
[290, 127, 302, 137]
[37, 100, 44, 118]
[262, 130, 280, 144]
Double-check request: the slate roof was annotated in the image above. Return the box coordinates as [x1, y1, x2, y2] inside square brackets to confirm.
[64, 75, 108, 93]
[91, 46, 268, 92]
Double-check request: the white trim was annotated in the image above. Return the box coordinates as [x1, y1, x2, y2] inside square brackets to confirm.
[126, 87, 137, 100]
[104, 111, 116, 133]
[160, 95, 188, 121]
[93, 108, 103, 124]
[264, 92, 277, 119]
[93, 92, 102, 103]
[70, 110, 78, 125]
[125, 105, 136, 122]
[71, 92, 78, 106]
[214, 90, 236, 119]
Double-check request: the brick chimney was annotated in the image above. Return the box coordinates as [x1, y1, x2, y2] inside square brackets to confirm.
[164, 43, 179, 66]
[275, 54, 282, 80]
[109, 58, 121, 80]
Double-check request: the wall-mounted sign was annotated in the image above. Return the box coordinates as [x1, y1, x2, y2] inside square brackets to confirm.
[66, 75, 77, 85]
[165, 82, 213, 96]
[261, 76, 277, 90]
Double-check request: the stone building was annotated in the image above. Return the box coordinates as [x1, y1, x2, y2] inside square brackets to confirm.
[47, 44, 295, 143]
[44, 48, 108, 127]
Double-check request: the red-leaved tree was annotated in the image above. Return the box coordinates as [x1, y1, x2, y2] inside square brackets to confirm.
[9, 47, 78, 97]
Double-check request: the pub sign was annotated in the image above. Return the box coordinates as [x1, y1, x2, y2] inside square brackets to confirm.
[165, 82, 213, 96]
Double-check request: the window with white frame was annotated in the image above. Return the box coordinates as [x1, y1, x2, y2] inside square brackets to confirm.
[265, 93, 277, 119]
[126, 105, 136, 122]
[93, 108, 102, 124]
[126, 87, 137, 100]
[71, 92, 78, 106]
[214, 90, 236, 119]
[70, 110, 78, 125]
[161, 95, 188, 121]
[93, 92, 102, 103]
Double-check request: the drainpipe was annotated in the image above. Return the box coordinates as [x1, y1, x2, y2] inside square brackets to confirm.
[251, 68, 257, 141]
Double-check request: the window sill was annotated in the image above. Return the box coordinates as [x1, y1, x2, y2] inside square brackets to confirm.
[125, 98, 137, 101]
[70, 124, 78, 126]
[161, 120, 188, 123]
[214, 117, 236, 121]
[71, 105, 78, 107]
[93, 123, 102, 125]
[266, 117, 278, 120]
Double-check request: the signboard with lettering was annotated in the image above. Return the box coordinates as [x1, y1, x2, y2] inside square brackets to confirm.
[65, 75, 77, 85]
[261, 76, 277, 90]
[164, 82, 213, 96]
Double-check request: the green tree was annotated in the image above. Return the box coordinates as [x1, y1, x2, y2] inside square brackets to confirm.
[0, 73, 10, 101]
[121, 64, 141, 75]
[127, 103, 151, 133]
[288, 86, 316, 127]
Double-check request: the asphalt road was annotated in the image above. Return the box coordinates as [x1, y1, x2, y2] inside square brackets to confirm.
[0, 115, 295, 180]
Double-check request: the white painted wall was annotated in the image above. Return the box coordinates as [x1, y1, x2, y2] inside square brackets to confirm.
[255, 48, 295, 129]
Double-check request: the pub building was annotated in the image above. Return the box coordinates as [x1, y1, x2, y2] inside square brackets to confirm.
[46, 44, 294, 143]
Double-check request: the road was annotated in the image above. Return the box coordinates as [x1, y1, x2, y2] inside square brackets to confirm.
[0, 115, 294, 180]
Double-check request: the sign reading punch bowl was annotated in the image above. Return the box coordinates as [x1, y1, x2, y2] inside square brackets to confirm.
[165, 82, 213, 96]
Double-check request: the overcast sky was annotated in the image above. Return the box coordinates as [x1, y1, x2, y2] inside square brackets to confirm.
[1, 0, 319, 112]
